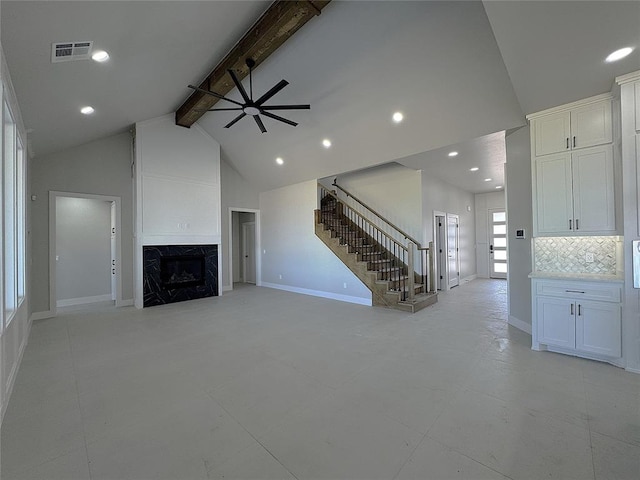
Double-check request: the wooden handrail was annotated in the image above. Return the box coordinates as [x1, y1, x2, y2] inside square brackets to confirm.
[332, 181, 423, 248]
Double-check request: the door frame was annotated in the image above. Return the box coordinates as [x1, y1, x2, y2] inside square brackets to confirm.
[433, 211, 448, 291]
[227, 207, 261, 291]
[49, 191, 123, 317]
[242, 221, 256, 284]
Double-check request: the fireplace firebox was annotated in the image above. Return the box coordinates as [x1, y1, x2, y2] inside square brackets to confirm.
[143, 245, 218, 307]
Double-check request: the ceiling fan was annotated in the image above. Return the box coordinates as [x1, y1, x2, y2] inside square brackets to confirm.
[188, 58, 310, 133]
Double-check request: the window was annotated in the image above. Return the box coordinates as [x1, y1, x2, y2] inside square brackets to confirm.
[3, 99, 17, 324]
[17, 135, 25, 302]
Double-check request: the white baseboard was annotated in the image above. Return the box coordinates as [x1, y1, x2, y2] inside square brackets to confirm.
[625, 365, 640, 375]
[57, 294, 112, 308]
[461, 274, 477, 284]
[508, 315, 532, 335]
[223, 284, 233, 292]
[116, 298, 134, 307]
[261, 282, 372, 306]
[30, 310, 55, 321]
[1, 321, 31, 423]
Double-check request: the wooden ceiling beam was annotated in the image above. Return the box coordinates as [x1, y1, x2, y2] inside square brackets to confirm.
[175, 0, 331, 128]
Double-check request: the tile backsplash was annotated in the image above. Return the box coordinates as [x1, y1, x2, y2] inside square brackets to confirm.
[534, 236, 622, 275]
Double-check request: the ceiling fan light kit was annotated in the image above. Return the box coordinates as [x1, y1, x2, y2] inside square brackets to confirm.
[188, 58, 310, 133]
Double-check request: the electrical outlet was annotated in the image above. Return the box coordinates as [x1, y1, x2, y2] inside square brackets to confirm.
[585, 252, 595, 263]
[279, 274, 282, 280]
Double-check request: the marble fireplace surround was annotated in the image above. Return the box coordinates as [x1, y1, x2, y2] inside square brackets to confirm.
[143, 245, 218, 307]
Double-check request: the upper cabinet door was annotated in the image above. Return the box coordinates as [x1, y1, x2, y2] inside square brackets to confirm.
[535, 153, 573, 235]
[572, 145, 615, 233]
[534, 111, 571, 156]
[571, 101, 612, 150]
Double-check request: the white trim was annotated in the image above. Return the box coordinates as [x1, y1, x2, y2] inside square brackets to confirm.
[508, 315, 532, 335]
[30, 310, 55, 321]
[526, 92, 614, 120]
[625, 366, 640, 375]
[49, 191, 124, 317]
[57, 294, 113, 308]
[0, 318, 31, 423]
[261, 282, 372, 306]
[223, 285, 233, 292]
[460, 274, 477, 284]
[615, 70, 640, 86]
[117, 299, 134, 307]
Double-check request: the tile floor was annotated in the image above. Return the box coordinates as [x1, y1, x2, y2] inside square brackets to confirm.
[1, 279, 639, 480]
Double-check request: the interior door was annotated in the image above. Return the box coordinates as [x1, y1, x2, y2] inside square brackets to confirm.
[447, 214, 459, 288]
[110, 201, 116, 300]
[489, 209, 507, 279]
[242, 222, 256, 284]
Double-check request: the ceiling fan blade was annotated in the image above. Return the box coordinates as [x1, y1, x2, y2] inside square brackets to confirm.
[188, 85, 244, 107]
[227, 70, 251, 104]
[207, 107, 244, 112]
[224, 113, 246, 128]
[261, 111, 298, 127]
[261, 104, 310, 110]
[254, 80, 289, 106]
[253, 115, 267, 133]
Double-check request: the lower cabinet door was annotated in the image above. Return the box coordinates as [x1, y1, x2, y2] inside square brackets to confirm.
[576, 301, 622, 357]
[537, 297, 576, 349]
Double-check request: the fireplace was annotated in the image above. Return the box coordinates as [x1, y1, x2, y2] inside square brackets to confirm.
[161, 255, 205, 289]
[143, 245, 218, 307]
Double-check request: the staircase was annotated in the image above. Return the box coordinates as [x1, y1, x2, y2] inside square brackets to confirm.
[315, 185, 437, 313]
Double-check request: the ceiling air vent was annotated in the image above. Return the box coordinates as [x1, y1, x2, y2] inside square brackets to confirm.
[51, 41, 93, 63]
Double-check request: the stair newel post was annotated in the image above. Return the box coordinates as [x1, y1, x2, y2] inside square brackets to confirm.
[407, 241, 416, 302]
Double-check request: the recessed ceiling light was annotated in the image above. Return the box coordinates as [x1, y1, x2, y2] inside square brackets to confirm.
[496, 185, 503, 189]
[275, 157, 284, 165]
[448, 151, 458, 157]
[484, 178, 492, 182]
[80, 106, 95, 115]
[322, 139, 332, 148]
[392, 112, 404, 123]
[469, 167, 479, 172]
[605, 47, 633, 63]
[91, 50, 110, 62]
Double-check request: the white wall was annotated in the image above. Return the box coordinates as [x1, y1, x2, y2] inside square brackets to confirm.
[221, 156, 259, 289]
[55, 197, 111, 303]
[260, 180, 371, 305]
[134, 115, 221, 308]
[334, 163, 423, 244]
[422, 173, 477, 281]
[475, 191, 506, 278]
[505, 127, 533, 331]
[30, 132, 134, 313]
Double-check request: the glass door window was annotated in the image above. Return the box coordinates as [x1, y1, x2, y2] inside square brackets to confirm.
[490, 210, 507, 279]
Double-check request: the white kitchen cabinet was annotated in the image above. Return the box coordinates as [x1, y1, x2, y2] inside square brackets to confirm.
[533, 97, 612, 156]
[532, 278, 622, 363]
[535, 145, 615, 235]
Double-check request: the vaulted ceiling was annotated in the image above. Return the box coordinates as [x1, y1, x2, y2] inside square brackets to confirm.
[2, 1, 639, 194]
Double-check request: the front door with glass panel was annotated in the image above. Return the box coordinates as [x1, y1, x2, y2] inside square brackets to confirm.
[489, 209, 507, 279]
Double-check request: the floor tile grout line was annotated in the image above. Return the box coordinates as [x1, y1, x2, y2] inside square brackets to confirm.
[202, 390, 301, 480]
[581, 365, 598, 480]
[64, 313, 94, 480]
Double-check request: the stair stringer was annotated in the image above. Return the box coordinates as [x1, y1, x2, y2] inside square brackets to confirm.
[314, 222, 399, 308]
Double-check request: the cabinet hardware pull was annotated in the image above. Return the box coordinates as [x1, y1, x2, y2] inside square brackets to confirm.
[571, 304, 574, 315]
[575, 219, 579, 230]
[565, 290, 585, 294]
[566, 138, 569, 149]
[573, 136, 576, 148]
[569, 219, 572, 230]
[578, 304, 582, 316]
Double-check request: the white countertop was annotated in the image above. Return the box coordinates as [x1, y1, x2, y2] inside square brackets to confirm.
[529, 271, 624, 283]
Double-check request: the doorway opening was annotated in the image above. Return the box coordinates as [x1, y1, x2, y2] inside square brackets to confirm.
[228, 208, 261, 290]
[49, 191, 123, 316]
